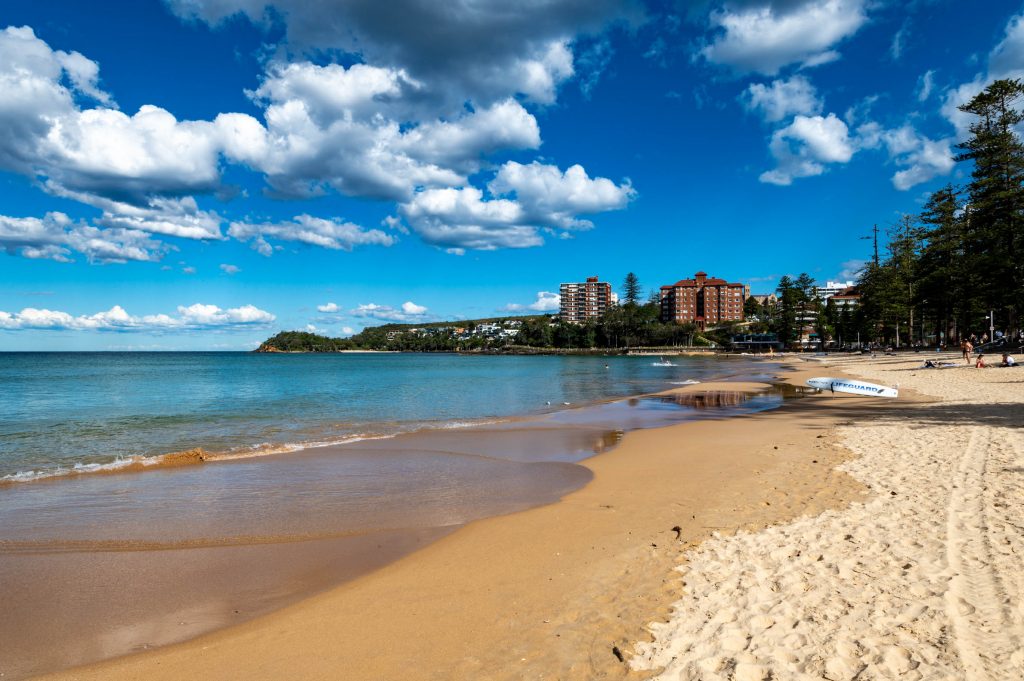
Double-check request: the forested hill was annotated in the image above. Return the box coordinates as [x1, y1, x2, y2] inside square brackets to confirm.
[255, 315, 551, 353]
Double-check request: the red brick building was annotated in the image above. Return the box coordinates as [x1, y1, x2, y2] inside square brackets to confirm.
[659, 271, 746, 329]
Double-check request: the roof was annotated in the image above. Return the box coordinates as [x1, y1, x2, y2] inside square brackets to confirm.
[669, 278, 742, 287]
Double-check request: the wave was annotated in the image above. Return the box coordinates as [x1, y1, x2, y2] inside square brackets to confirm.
[0, 418, 511, 487]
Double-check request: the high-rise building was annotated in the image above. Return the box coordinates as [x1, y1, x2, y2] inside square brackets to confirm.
[560, 276, 614, 322]
[659, 271, 746, 329]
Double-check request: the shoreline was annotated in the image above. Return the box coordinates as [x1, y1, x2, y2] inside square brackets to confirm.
[36, 362, 877, 680]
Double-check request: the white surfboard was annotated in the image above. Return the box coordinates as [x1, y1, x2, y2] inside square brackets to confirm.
[806, 377, 899, 398]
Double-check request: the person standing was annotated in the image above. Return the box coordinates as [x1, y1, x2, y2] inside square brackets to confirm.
[962, 339, 974, 364]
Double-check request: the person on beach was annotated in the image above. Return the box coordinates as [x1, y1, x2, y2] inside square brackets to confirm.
[976, 353, 986, 368]
[1002, 353, 1017, 367]
[962, 339, 973, 363]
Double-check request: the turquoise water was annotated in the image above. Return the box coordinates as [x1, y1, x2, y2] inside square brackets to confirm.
[0, 352, 763, 480]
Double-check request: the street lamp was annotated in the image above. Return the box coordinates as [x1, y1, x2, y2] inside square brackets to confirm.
[987, 310, 995, 342]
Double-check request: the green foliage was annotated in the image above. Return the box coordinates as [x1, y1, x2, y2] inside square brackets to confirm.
[622, 272, 642, 306]
[854, 78, 1024, 346]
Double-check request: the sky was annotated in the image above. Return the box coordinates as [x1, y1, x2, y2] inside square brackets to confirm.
[2, 0, 1023, 350]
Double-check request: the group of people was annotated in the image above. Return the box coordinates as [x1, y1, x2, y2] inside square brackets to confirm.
[959, 339, 1017, 367]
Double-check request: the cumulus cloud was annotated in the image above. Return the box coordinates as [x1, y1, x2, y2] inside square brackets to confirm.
[942, 13, 1024, 138]
[228, 214, 396, 255]
[699, 0, 868, 75]
[742, 75, 822, 122]
[165, 0, 636, 108]
[350, 301, 430, 322]
[0, 211, 166, 263]
[759, 113, 855, 185]
[0, 303, 275, 331]
[1, 12, 639, 259]
[502, 291, 561, 312]
[220, 263, 240, 274]
[401, 301, 427, 315]
[879, 125, 955, 191]
[399, 161, 635, 251]
[317, 302, 340, 313]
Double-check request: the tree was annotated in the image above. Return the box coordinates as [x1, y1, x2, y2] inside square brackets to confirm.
[622, 272, 641, 306]
[956, 78, 1024, 336]
[774, 276, 799, 347]
[744, 295, 763, 320]
[916, 185, 967, 344]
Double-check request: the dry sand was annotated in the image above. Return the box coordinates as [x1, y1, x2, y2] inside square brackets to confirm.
[40, 371, 867, 681]
[633, 354, 1024, 680]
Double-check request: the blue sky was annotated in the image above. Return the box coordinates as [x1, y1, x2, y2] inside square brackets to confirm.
[1, 0, 1022, 349]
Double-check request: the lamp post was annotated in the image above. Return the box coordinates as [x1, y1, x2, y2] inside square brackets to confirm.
[988, 310, 995, 342]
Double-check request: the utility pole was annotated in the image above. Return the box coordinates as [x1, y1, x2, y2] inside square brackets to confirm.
[859, 224, 880, 267]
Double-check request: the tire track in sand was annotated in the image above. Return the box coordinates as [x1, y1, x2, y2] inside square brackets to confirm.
[944, 427, 1023, 680]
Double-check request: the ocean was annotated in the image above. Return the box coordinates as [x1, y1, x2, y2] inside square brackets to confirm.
[1, 351, 773, 481]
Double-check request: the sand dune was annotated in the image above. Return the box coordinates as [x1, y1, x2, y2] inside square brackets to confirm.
[632, 355, 1024, 680]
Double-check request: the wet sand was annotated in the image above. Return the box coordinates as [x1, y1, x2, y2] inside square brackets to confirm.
[30, 365, 872, 680]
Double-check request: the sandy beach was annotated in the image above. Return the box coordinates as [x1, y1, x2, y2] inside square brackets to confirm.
[634, 354, 1024, 680]
[35, 364, 859, 681]
[32, 354, 1023, 680]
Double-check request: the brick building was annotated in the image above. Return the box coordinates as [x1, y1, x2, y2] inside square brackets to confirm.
[659, 271, 746, 329]
[559, 276, 615, 323]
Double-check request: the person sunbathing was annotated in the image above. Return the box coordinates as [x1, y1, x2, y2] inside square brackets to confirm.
[1002, 353, 1017, 367]
[976, 353, 986, 368]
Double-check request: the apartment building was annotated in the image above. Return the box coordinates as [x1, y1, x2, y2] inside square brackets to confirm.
[813, 280, 857, 300]
[659, 271, 746, 329]
[559, 276, 615, 322]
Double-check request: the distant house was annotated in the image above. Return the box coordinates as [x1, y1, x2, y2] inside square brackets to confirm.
[813, 280, 857, 300]
[829, 286, 861, 308]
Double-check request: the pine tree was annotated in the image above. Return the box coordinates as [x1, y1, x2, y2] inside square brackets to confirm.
[622, 272, 641, 306]
[956, 78, 1024, 335]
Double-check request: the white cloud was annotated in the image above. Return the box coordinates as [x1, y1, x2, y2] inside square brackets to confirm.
[182, 266, 196, 274]
[304, 323, 317, 332]
[742, 75, 822, 123]
[916, 69, 935, 102]
[401, 301, 427, 315]
[880, 125, 955, 191]
[317, 302, 340, 313]
[0, 16, 639, 259]
[700, 0, 868, 75]
[228, 215, 397, 255]
[0, 211, 166, 263]
[0, 303, 275, 331]
[942, 13, 1024, 138]
[340, 326, 355, 336]
[165, 0, 633, 108]
[220, 263, 240, 274]
[503, 291, 561, 312]
[399, 162, 634, 251]
[350, 302, 430, 322]
[836, 259, 866, 281]
[889, 22, 908, 61]
[760, 113, 855, 185]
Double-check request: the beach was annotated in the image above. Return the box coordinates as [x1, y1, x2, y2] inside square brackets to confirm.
[25, 360, 860, 681]
[634, 354, 1024, 680]
[12, 354, 1022, 680]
